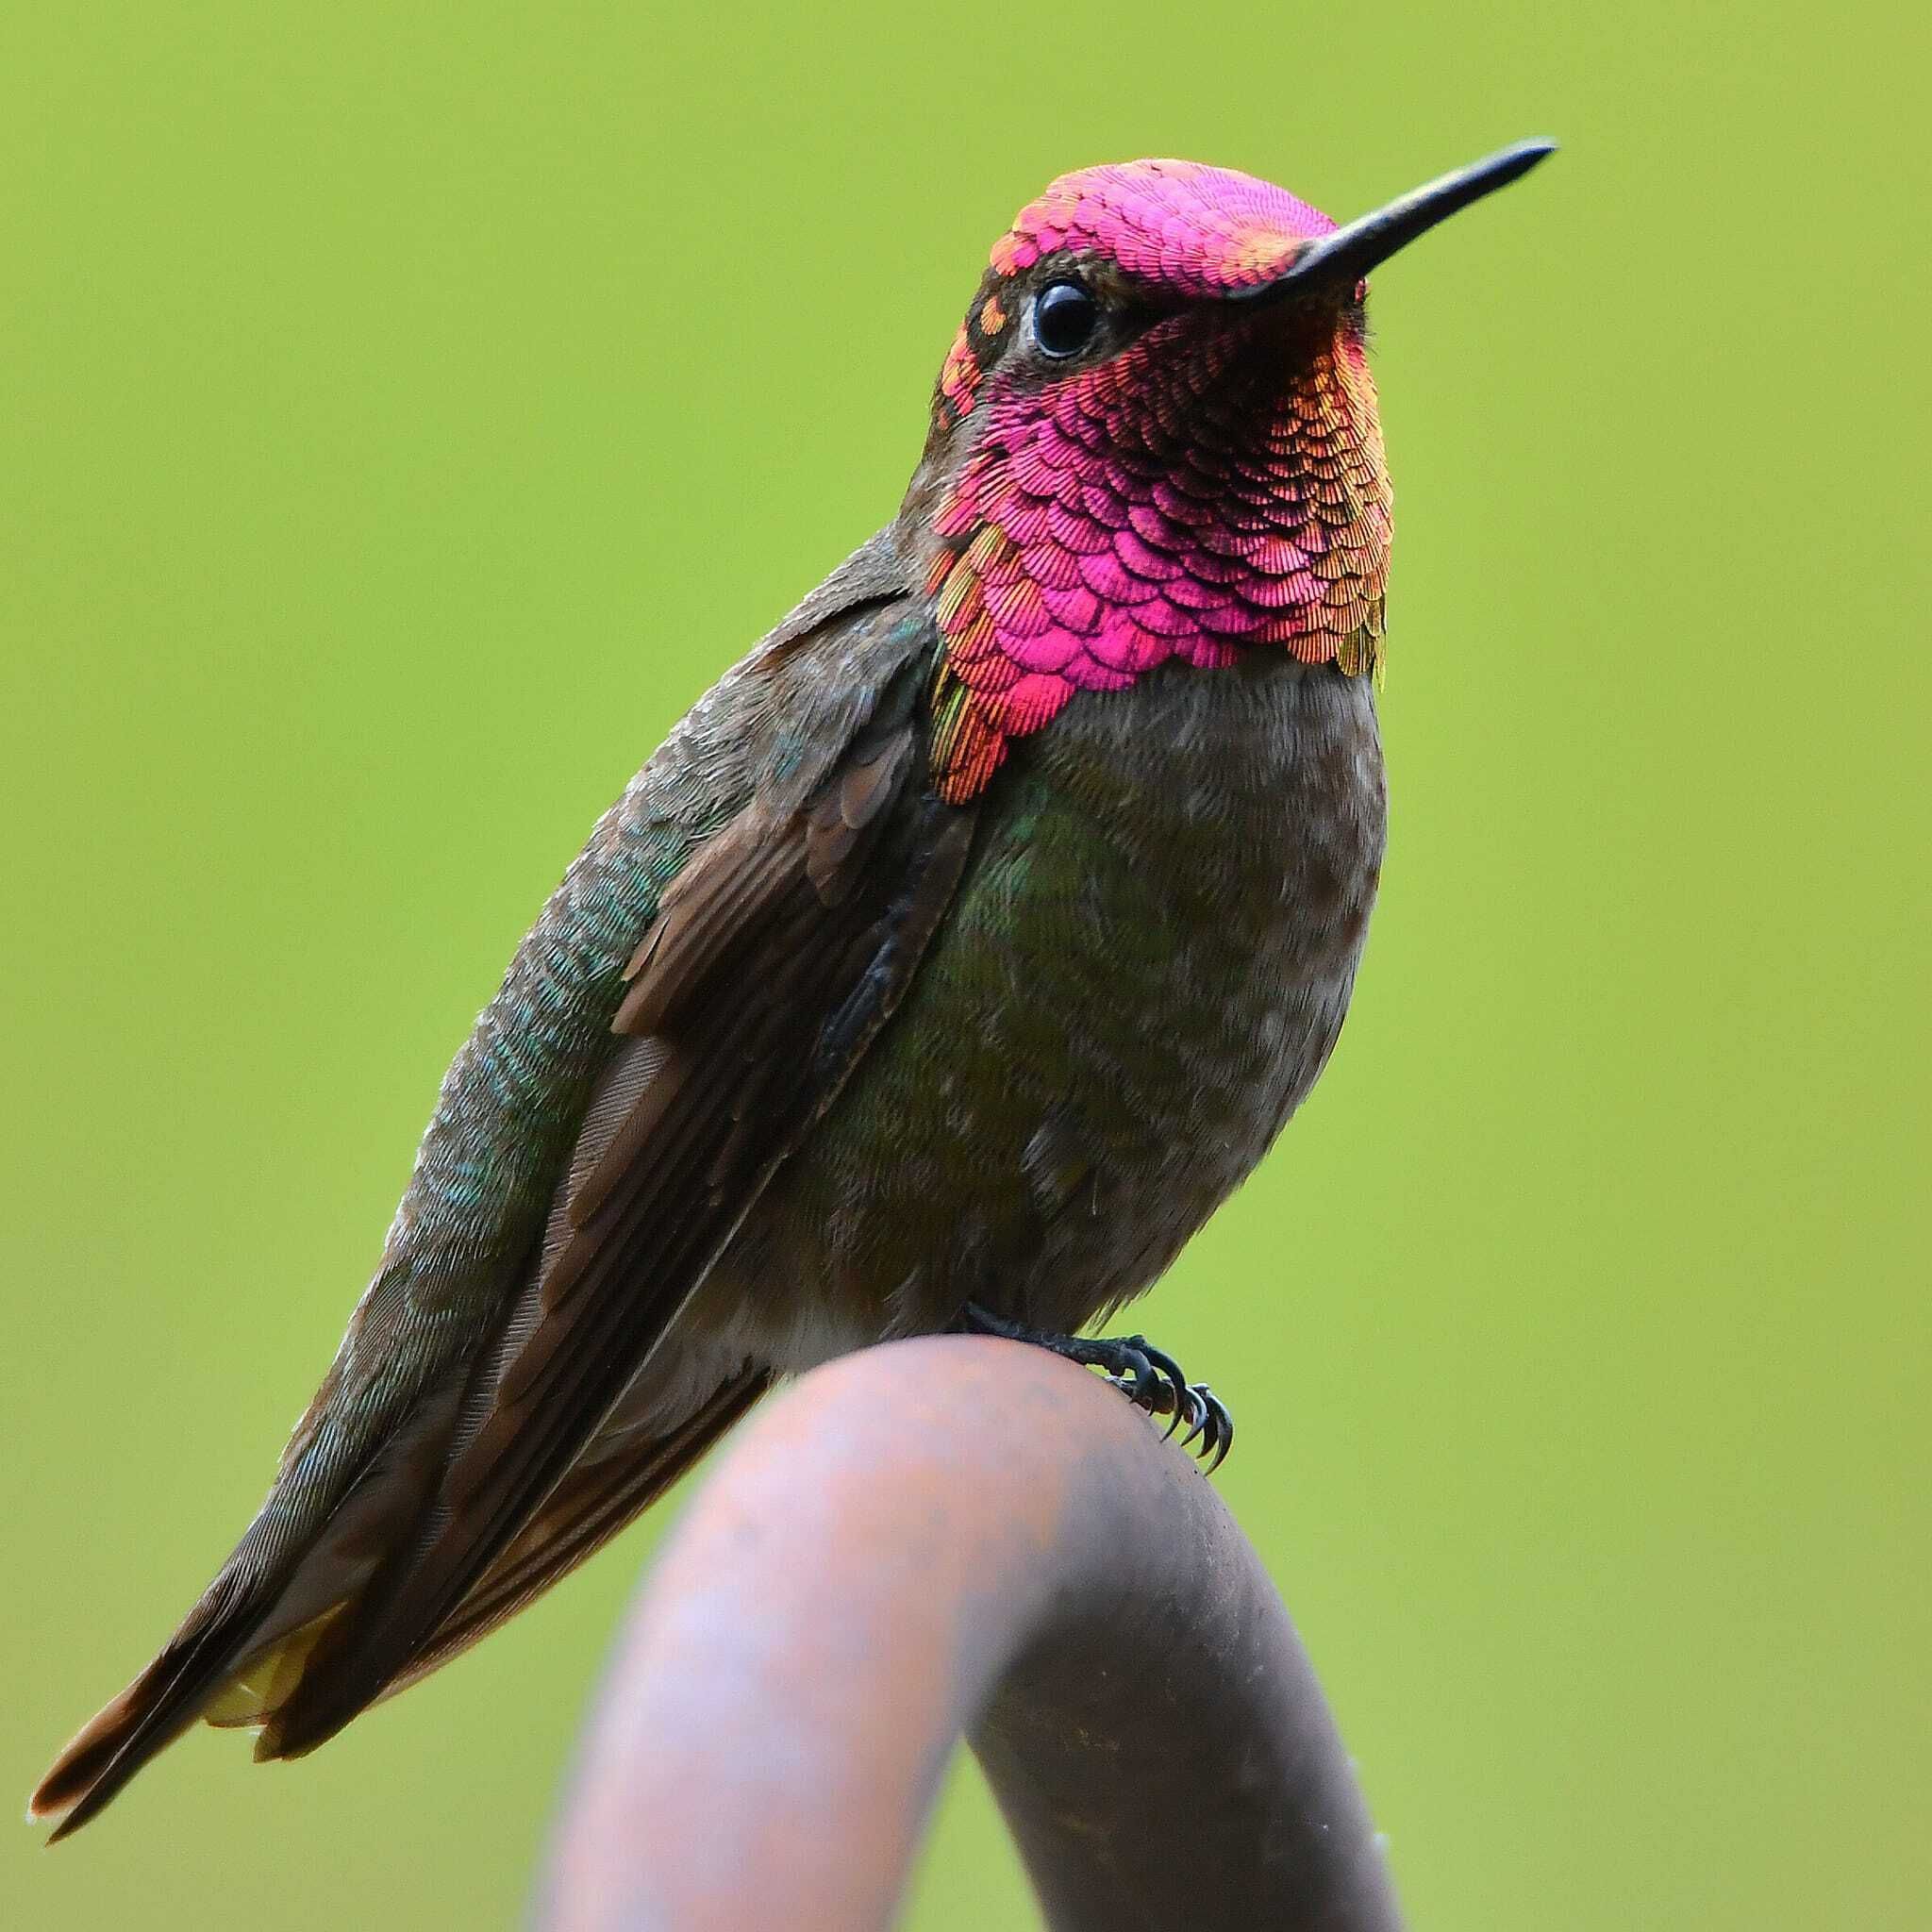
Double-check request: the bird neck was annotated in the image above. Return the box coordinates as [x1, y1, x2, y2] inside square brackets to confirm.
[898, 312, 1392, 805]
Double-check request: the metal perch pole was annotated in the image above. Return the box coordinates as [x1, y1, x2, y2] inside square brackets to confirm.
[536, 1335, 1404, 1932]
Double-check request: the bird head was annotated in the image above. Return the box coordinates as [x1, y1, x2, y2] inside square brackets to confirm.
[905, 142, 1555, 802]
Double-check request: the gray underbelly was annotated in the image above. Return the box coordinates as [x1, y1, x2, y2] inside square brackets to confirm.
[694, 653, 1387, 1371]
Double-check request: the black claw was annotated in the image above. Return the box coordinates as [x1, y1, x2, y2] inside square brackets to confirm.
[1166, 1391, 1197, 1453]
[1170, 1382, 1203, 1441]
[1125, 1337, 1187, 1417]
[1172, 1383, 1232, 1470]
[1194, 1388, 1233, 1474]
[956, 1305, 1232, 1471]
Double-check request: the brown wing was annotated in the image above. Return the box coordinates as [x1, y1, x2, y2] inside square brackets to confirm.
[255, 664, 975, 1759]
[33, 573, 972, 1840]
[181, 1366, 771, 1731]
[366, 1363, 774, 1706]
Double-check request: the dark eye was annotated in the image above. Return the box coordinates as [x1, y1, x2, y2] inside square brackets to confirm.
[1032, 278, 1100, 358]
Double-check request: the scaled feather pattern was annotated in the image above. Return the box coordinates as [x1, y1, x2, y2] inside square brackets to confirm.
[927, 161, 1392, 801]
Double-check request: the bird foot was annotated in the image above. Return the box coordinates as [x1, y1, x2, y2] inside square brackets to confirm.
[957, 1305, 1233, 1473]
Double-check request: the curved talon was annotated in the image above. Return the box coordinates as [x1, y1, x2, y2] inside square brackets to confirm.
[955, 1306, 1231, 1470]
[1169, 1383, 1231, 1471]
[1111, 1338, 1154, 1409]
[1127, 1337, 1187, 1412]
[1174, 1388, 1199, 1448]
[1176, 1388, 1208, 1453]
[1194, 1388, 1233, 1474]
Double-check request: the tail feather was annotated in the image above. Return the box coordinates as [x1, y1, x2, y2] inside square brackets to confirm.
[31, 1574, 266, 1841]
[31, 1365, 767, 1832]
[32, 1372, 470, 1837]
[369, 1364, 769, 1708]
[257, 1364, 769, 1759]
[203, 1610, 345, 1729]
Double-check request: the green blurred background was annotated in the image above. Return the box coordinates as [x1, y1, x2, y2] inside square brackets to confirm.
[3, 2, 1925, 1925]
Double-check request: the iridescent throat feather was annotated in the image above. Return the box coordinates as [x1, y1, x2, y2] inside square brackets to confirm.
[919, 160, 1393, 803]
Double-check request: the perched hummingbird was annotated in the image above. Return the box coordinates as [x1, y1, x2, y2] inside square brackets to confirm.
[33, 140, 1552, 1837]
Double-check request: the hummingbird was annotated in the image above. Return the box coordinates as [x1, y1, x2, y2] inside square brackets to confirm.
[32, 139, 1553, 1838]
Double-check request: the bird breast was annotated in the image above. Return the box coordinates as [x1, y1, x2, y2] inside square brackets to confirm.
[701, 648, 1387, 1365]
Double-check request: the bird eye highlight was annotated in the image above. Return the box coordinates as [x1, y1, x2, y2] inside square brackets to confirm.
[1031, 279, 1100, 358]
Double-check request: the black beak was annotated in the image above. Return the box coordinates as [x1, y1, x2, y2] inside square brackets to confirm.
[1237, 139, 1557, 302]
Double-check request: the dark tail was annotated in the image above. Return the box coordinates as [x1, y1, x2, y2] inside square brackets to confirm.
[30, 1573, 282, 1841]
[30, 1367, 767, 1838]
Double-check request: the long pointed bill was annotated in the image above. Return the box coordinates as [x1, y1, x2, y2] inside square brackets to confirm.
[1241, 138, 1557, 301]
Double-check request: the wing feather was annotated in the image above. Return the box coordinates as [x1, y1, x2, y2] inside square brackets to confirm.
[260, 668, 974, 1757]
[31, 537, 967, 1836]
